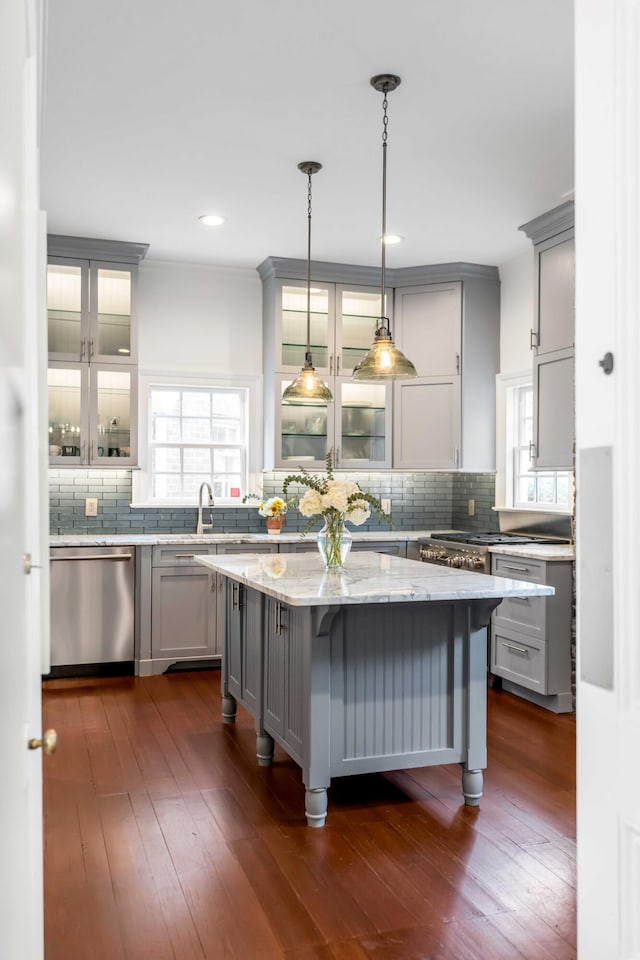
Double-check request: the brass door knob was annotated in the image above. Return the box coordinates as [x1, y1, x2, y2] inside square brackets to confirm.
[28, 729, 58, 754]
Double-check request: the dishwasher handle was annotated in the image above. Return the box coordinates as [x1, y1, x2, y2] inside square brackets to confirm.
[50, 554, 133, 562]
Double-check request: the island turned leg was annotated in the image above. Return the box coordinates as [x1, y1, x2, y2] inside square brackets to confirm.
[221, 693, 237, 724]
[256, 729, 274, 767]
[461, 766, 483, 806]
[304, 787, 328, 828]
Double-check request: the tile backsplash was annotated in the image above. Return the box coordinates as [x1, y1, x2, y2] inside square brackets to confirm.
[49, 469, 498, 535]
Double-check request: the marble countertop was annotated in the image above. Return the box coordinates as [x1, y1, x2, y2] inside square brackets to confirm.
[487, 543, 575, 561]
[194, 551, 555, 607]
[49, 531, 430, 547]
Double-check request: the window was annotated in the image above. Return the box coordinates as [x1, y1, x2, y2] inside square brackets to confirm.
[510, 383, 571, 509]
[148, 384, 248, 501]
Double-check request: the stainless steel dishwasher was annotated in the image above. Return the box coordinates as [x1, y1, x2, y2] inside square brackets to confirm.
[49, 545, 135, 677]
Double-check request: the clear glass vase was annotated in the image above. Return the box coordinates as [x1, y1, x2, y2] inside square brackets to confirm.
[317, 517, 352, 569]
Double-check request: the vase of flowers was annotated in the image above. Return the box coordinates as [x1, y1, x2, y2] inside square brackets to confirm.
[258, 496, 288, 534]
[283, 453, 391, 569]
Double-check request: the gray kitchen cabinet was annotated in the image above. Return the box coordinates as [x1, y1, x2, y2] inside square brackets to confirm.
[263, 596, 304, 762]
[392, 268, 500, 470]
[47, 235, 147, 467]
[150, 544, 220, 665]
[280, 540, 407, 557]
[490, 552, 573, 712]
[259, 258, 393, 471]
[519, 202, 575, 471]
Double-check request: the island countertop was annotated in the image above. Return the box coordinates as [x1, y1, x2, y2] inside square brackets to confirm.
[195, 551, 554, 607]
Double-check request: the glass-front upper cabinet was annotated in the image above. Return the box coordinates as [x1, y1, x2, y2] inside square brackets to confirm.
[273, 280, 387, 378]
[47, 257, 136, 364]
[276, 281, 333, 375]
[337, 380, 392, 469]
[273, 375, 391, 471]
[336, 286, 385, 376]
[48, 362, 137, 466]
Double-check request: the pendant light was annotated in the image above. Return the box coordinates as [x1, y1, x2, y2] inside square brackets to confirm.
[282, 162, 333, 405]
[353, 75, 417, 381]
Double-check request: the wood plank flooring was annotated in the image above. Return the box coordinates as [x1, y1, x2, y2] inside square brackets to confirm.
[42, 672, 576, 960]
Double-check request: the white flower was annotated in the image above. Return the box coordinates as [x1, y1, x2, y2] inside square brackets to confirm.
[347, 499, 371, 526]
[299, 489, 323, 517]
[322, 482, 349, 514]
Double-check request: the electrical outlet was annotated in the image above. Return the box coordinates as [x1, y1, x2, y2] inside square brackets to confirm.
[85, 498, 98, 517]
[468, 499, 475, 517]
[381, 498, 391, 514]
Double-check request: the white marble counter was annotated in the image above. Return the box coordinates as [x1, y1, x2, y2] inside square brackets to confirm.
[488, 543, 575, 562]
[194, 551, 554, 607]
[49, 531, 431, 547]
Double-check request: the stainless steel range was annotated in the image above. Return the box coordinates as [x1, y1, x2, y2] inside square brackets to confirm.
[419, 531, 568, 573]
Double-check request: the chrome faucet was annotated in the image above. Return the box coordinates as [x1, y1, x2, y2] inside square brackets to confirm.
[196, 481, 214, 535]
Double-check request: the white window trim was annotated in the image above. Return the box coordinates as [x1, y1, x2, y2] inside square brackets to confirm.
[495, 371, 573, 515]
[131, 370, 263, 507]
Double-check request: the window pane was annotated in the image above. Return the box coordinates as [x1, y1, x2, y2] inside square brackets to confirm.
[183, 447, 212, 474]
[182, 391, 210, 417]
[153, 447, 181, 473]
[150, 389, 181, 416]
[153, 416, 181, 441]
[182, 417, 211, 441]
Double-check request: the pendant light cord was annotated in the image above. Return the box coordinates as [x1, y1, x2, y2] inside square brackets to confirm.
[380, 83, 389, 331]
[306, 171, 313, 364]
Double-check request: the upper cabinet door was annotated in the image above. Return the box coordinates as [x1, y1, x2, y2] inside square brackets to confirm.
[335, 285, 385, 376]
[275, 280, 334, 375]
[336, 377, 392, 470]
[89, 261, 137, 363]
[535, 232, 575, 355]
[47, 258, 89, 361]
[393, 282, 462, 377]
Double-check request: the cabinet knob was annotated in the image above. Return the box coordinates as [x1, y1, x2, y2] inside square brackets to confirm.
[599, 352, 614, 375]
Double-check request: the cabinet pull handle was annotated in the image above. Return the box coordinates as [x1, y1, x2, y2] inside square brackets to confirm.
[528, 441, 536, 462]
[336, 355, 340, 375]
[500, 641, 530, 656]
[502, 564, 530, 573]
[454, 447, 459, 467]
[530, 329, 538, 351]
[274, 602, 281, 635]
[232, 582, 238, 610]
[455, 353, 460, 374]
[329, 355, 333, 375]
[89, 338, 94, 359]
[80, 337, 86, 360]
[511, 595, 531, 603]
[174, 553, 196, 558]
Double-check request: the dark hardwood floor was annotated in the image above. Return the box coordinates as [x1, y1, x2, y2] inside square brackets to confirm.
[42, 671, 576, 960]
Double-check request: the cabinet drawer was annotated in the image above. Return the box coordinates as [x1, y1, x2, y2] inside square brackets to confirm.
[152, 544, 217, 567]
[492, 555, 546, 583]
[491, 627, 546, 693]
[217, 543, 277, 555]
[493, 593, 546, 638]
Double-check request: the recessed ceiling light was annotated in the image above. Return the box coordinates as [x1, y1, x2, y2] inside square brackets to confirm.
[199, 214, 225, 227]
[379, 234, 403, 245]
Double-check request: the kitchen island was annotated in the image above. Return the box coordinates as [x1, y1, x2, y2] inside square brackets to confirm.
[197, 551, 553, 826]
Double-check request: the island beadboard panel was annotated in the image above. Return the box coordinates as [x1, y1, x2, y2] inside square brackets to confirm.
[48, 468, 498, 535]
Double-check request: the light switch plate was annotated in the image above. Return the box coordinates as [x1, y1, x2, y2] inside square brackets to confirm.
[381, 498, 391, 514]
[85, 498, 98, 517]
[468, 499, 475, 516]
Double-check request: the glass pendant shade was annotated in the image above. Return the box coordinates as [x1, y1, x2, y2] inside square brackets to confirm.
[282, 360, 333, 404]
[352, 325, 418, 381]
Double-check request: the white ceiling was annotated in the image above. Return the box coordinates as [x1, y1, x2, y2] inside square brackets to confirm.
[42, 0, 574, 271]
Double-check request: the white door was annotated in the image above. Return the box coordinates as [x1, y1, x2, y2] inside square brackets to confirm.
[0, 0, 48, 958]
[575, 0, 640, 956]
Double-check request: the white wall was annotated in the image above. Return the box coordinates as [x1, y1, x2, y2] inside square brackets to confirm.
[137, 259, 262, 375]
[498, 250, 534, 375]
